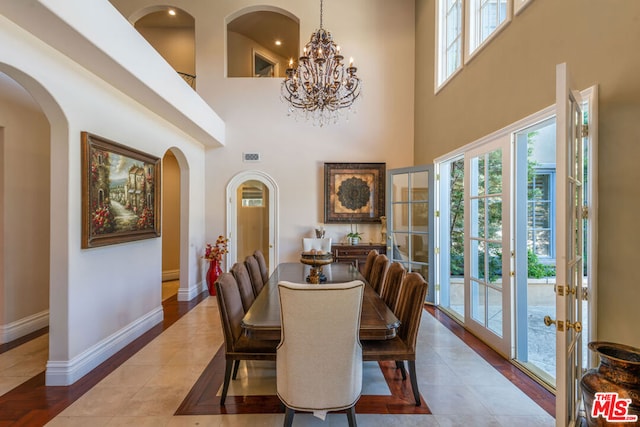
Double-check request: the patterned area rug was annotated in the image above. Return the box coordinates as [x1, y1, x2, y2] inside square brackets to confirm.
[176, 345, 430, 415]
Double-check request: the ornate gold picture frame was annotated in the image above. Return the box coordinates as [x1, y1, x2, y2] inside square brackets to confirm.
[81, 132, 161, 248]
[324, 162, 385, 223]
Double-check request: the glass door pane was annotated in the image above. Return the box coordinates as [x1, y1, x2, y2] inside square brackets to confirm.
[437, 157, 465, 319]
[387, 166, 434, 302]
[514, 117, 557, 387]
[464, 135, 511, 356]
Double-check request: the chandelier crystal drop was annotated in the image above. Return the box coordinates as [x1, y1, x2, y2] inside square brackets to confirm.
[281, 0, 362, 126]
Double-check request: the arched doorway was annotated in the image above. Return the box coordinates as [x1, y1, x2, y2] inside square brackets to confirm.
[226, 171, 278, 275]
[0, 63, 69, 386]
[161, 150, 180, 300]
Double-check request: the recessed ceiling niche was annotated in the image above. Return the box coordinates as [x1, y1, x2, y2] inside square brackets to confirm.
[135, 8, 196, 88]
[227, 9, 299, 78]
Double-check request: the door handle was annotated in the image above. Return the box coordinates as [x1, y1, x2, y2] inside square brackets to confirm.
[544, 315, 582, 333]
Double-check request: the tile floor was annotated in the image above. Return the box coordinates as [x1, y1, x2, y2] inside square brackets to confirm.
[0, 286, 555, 426]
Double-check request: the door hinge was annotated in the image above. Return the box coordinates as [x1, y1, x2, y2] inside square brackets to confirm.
[582, 287, 589, 301]
[435, 247, 440, 255]
[582, 206, 589, 219]
[582, 123, 589, 138]
[435, 284, 441, 292]
[510, 271, 515, 277]
[436, 173, 440, 181]
[435, 210, 440, 218]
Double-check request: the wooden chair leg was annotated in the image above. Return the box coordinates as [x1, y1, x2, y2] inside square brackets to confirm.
[220, 360, 233, 405]
[408, 360, 420, 406]
[283, 406, 295, 427]
[347, 405, 358, 427]
[396, 360, 407, 380]
[232, 359, 240, 380]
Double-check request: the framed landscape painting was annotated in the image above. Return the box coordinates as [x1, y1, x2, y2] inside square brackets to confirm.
[324, 162, 385, 223]
[81, 132, 161, 248]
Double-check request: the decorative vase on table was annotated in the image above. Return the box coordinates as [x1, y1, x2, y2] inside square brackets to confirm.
[580, 341, 640, 426]
[206, 259, 222, 296]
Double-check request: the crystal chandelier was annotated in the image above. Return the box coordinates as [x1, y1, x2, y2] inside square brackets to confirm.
[281, 0, 362, 126]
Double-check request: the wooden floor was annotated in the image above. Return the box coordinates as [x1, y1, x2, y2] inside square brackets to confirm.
[176, 347, 429, 415]
[0, 294, 554, 426]
[0, 292, 207, 426]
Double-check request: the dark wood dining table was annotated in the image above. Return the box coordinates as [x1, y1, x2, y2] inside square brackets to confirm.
[241, 262, 400, 341]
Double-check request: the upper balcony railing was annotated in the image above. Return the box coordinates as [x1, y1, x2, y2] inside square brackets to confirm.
[178, 72, 196, 89]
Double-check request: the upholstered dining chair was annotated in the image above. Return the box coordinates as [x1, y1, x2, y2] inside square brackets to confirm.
[277, 280, 364, 427]
[368, 254, 390, 295]
[230, 262, 255, 311]
[380, 262, 406, 313]
[245, 255, 265, 296]
[362, 249, 379, 282]
[253, 250, 269, 283]
[362, 272, 428, 406]
[214, 273, 277, 405]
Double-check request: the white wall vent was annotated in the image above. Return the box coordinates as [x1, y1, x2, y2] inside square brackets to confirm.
[243, 152, 261, 162]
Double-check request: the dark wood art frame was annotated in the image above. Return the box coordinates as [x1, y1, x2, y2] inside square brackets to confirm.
[81, 132, 161, 248]
[324, 162, 385, 223]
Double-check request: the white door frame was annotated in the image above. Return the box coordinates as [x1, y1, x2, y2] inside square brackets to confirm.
[226, 170, 279, 274]
[463, 135, 512, 357]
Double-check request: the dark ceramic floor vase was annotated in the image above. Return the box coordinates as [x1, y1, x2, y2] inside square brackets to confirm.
[581, 341, 640, 426]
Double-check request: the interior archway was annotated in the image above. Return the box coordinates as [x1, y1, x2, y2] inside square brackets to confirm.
[133, 6, 196, 88]
[161, 150, 180, 300]
[226, 7, 299, 78]
[226, 170, 279, 276]
[0, 63, 70, 386]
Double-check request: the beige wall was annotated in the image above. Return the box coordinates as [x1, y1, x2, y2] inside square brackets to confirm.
[415, 0, 640, 347]
[0, 72, 50, 331]
[135, 26, 195, 76]
[161, 151, 180, 279]
[228, 31, 288, 78]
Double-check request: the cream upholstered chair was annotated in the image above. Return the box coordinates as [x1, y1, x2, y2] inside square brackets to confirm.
[302, 237, 332, 252]
[277, 280, 364, 427]
[214, 273, 277, 405]
[253, 250, 269, 283]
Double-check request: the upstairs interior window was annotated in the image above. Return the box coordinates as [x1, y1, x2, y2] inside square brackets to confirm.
[436, 0, 514, 91]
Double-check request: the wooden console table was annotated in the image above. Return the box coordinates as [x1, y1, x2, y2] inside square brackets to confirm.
[331, 243, 387, 275]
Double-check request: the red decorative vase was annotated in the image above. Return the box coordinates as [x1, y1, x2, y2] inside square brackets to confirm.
[206, 259, 222, 296]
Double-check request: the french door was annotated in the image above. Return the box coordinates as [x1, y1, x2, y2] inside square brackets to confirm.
[464, 136, 512, 356]
[386, 166, 434, 302]
[552, 62, 585, 427]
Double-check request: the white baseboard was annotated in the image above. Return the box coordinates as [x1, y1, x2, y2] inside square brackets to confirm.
[162, 269, 179, 281]
[0, 310, 49, 344]
[45, 306, 163, 386]
[177, 280, 207, 301]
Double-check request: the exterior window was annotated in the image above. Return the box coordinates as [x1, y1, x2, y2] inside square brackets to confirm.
[437, 0, 515, 90]
[468, 0, 509, 55]
[527, 170, 554, 259]
[437, 0, 463, 86]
